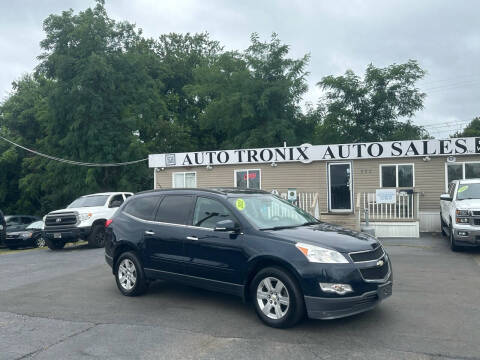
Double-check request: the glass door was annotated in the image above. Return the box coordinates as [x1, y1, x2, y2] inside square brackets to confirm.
[328, 162, 353, 212]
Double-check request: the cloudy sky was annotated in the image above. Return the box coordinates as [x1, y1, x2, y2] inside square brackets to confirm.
[1, 0, 479, 138]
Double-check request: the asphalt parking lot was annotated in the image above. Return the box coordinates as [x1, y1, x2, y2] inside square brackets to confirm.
[1, 234, 479, 360]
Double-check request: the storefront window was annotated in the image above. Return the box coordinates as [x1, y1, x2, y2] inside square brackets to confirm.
[380, 164, 414, 188]
[446, 162, 480, 191]
[172, 172, 197, 188]
[235, 169, 261, 189]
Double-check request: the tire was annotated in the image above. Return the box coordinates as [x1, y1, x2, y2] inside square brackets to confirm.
[114, 251, 148, 296]
[250, 266, 305, 328]
[440, 215, 446, 236]
[449, 224, 460, 252]
[87, 224, 106, 248]
[34, 236, 46, 248]
[45, 239, 65, 250]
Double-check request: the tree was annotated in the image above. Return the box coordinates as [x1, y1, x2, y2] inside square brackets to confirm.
[314, 60, 428, 144]
[453, 117, 480, 137]
[186, 33, 313, 149]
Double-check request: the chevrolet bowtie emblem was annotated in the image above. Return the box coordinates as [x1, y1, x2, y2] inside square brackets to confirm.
[56, 218, 62, 223]
[377, 259, 384, 267]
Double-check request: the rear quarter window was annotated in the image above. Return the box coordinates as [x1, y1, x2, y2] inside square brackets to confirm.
[124, 196, 160, 221]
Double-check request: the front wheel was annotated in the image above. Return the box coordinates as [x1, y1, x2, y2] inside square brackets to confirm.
[250, 267, 305, 328]
[449, 225, 460, 252]
[115, 252, 148, 296]
[87, 224, 106, 248]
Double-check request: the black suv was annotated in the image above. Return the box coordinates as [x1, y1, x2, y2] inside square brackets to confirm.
[105, 188, 392, 328]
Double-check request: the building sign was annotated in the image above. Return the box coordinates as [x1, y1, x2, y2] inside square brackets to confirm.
[149, 137, 480, 168]
[375, 189, 396, 204]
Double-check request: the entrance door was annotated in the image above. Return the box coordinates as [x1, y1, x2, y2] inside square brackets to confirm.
[328, 162, 353, 212]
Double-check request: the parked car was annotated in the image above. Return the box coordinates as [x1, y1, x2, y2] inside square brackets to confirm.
[5, 220, 45, 249]
[0, 209, 6, 247]
[43, 192, 133, 250]
[440, 179, 480, 251]
[5, 215, 41, 232]
[105, 188, 393, 328]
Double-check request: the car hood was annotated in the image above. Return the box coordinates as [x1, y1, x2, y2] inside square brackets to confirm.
[455, 199, 480, 209]
[49, 206, 103, 214]
[263, 222, 379, 253]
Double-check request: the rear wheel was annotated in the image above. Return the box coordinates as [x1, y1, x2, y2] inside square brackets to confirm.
[46, 239, 65, 250]
[34, 236, 46, 248]
[115, 251, 148, 296]
[250, 267, 305, 328]
[88, 224, 106, 248]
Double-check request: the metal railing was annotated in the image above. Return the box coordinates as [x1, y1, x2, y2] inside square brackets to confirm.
[357, 192, 418, 221]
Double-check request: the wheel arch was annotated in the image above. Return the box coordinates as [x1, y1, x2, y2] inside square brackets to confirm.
[112, 241, 141, 274]
[243, 255, 303, 302]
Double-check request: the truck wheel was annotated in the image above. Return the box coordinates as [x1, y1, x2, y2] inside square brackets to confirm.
[449, 225, 460, 252]
[440, 215, 446, 236]
[46, 239, 65, 250]
[250, 267, 305, 328]
[115, 251, 148, 296]
[88, 224, 106, 248]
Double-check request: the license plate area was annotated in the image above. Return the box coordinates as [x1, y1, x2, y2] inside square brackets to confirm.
[378, 283, 392, 299]
[53, 233, 62, 239]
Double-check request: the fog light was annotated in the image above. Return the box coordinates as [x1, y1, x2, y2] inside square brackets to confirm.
[320, 283, 353, 295]
[458, 231, 468, 236]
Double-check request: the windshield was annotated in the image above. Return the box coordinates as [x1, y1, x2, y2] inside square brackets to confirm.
[228, 194, 318, 230]
[67, 195, 109, 208]
[457, 183, 480, 200]
[27, 221, 43, 229]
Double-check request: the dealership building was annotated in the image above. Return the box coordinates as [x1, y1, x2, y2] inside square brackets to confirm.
[149, 137, 480, 237]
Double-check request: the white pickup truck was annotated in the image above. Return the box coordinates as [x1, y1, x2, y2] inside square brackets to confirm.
[440, 179, 480, 251]
[43, 192, 133, 250]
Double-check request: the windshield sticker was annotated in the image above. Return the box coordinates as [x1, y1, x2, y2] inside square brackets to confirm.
[236, 198, 246, 210]
[458, 186, 468, 193]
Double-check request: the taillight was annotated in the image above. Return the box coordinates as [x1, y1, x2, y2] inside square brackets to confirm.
[105, 219, 113, 228]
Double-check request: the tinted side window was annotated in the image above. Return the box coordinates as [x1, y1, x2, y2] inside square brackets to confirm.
[124, 196, 160, 221]
[155, 195, 195, 225]
[193, 197, 236, 229]
[21, 217, 33, 224]
[109, 194, 124, 207]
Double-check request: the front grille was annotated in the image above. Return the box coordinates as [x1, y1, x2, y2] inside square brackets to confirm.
[472, 211, 480, 216]
[474, 219, 480, 225]
[349, 245, 384, 262]
[45, 212, 77, 227]
[360, 262, 390, 281]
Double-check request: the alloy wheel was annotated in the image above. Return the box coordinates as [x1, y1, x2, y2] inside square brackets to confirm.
[256, 277, 290, 320]
[35, 237, 46, 248]
[118, 259, 137, 291]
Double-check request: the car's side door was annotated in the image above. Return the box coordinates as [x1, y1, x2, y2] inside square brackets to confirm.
[142, 195, 196, 275]
[184, 197, 247, 290]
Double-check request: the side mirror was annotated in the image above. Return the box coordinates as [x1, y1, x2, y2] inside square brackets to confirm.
[214, 219, 239, 232]
[440, 194, 452, 201]
[109, 200, 123, 208]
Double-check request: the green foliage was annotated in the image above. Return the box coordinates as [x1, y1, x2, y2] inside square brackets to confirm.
[453, 117, 480, 137]
[0, 2, 428, 216]
[314, 60, 428, 144]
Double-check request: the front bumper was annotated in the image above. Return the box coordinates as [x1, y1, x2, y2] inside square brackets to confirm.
[305, 280, 393, 320]
[452, 225, 480, 246]
[4, 235, 33, 247]
[44, 226, 90, 242]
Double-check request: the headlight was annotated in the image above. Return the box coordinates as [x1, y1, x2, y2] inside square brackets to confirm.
[20, 232, 33, 238]
[78, 213, 92, 222]
[456, 209, 470, 216]
[295, 242, 349, 263]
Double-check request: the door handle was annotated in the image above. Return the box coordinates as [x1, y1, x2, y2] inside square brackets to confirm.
[145, 230, 155, 235]
[186, 236, 198, 241]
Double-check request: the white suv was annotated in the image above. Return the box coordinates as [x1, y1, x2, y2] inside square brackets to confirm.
[43, 192, 133, 250]
[440, 179, 480, 251]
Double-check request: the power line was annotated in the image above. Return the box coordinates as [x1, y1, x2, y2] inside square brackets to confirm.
[0, 134, 147, 167]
